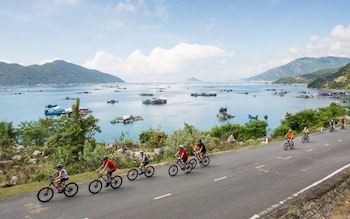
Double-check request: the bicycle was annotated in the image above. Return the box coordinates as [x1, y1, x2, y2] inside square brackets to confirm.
[37, 176, 79, 202]
[301, 133, 309, 143]
[168, 157, 192, 176]
[88, 172, 123, 194]
[127, 160, 155, 181]
[284, 138, 294, 150]
[189, 151, 210, 168]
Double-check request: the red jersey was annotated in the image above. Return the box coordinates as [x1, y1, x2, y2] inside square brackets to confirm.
[103, 159, 116, 169]
[178, 148, 188, 159]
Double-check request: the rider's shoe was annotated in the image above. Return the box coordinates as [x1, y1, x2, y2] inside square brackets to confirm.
[105, 182, 110, 187]
[139, 171, 144, 175]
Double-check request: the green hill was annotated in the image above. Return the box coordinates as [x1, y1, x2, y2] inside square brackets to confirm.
[248, 56, 350, 81]
[308, 63, 350, 89]
[0, 60, 124, 85]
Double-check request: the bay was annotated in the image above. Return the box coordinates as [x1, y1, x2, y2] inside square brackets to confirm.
[0, 82, 336, 144]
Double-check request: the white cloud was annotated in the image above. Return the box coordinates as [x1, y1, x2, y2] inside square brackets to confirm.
[83, 43, 234, 81]
[243, 24, 350, 77]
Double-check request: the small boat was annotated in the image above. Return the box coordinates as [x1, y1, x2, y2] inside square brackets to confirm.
[110, 115, 144, 124]
[44, 105, 65, 116]
[107, 100, 118, 104]
[142, 98, 167, 104]
[191, 93, 217, 97]
[217, 107, 234, 120]
[248, 114, 258, 120]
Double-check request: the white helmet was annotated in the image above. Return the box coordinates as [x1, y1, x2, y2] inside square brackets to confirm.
[179, 145, 184, 148]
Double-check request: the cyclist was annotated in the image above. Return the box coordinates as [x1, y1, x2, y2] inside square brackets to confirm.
[302, 127, 310, 136]
[197, 139, 206, 164]
[285, 129, 294, 144]
[51, 164, 69, 193]
[175, 145, 188, 170]
[97, 155, 116, 187]
[139, 150, 149, 174]
[330, 119, 335, 131]
[341, 117, 345, 129]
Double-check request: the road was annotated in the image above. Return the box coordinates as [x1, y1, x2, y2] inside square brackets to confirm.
[1, 128, 350, 219]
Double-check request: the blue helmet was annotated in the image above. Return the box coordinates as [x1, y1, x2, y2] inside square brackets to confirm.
[102, 155, 108, 161]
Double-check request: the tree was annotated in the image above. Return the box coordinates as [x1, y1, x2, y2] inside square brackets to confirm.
[0, 121, 17, 155]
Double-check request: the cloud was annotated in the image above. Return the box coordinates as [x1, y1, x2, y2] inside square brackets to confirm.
[243, 24, 350, 77]
[83, 43, 234, 81]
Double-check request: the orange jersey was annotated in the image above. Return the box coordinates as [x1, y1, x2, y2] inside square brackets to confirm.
[286, 132, 294, 138]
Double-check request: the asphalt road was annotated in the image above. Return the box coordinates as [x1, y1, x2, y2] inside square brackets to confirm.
[1, 128, 350, 219]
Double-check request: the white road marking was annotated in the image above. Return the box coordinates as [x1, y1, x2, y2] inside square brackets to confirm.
[154, 193, 172, 200]
[250, 163, 350, 218]
[324, 144, 329, 147]
[307, 149, 313, 152]
[214, 176, 227, 182]
[338, 139, 343, 142]
[277, 156, 292, 160]
[255, 165, 265, 169]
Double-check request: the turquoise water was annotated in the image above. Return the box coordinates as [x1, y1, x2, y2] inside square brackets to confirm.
[0, 82, 336, 143]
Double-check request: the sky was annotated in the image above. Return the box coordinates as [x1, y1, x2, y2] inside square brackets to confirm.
[1, 0, 350, 82]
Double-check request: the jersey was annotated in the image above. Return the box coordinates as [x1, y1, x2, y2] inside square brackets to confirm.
[178, 148, 188, 159]
[286, 131, 294, 139]
[103, 159, 116, 170]
[197, 142, 206, 153]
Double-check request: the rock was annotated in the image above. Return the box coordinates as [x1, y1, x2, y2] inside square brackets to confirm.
[32, 150, 41, 156]
[0, 160, 14, 168]
[12, 155, 21, 161]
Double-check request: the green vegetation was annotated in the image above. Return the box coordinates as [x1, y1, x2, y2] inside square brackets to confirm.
[308, 63, 350, 89]
[0, 101, 348, 198]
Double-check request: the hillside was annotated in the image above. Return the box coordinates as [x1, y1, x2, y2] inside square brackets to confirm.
[248, 56, 350, 81]
[0, 60, 124, 85]
[308, 63, 350, 89]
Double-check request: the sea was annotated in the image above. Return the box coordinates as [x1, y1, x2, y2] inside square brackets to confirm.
[0, 82, 337, 144]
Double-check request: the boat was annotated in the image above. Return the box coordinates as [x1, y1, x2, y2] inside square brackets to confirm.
[248, 114, 258, 120]
[61, 107, 92, 116]
[139, 93, 153, 96]
[44, 105, 65, 116]
[191, 93, 217, 97]
[217, 107, 235, 120]
[110, 115, 144, 124]
[107, 100, 118, 104]
[142, 98, 167, 104]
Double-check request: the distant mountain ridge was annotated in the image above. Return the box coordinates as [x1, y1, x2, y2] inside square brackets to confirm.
[248, 56, 350, 81]
[0, 60, 124, 85]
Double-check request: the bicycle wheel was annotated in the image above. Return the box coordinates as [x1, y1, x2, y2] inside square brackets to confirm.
[284, 142, 289, 151]
[168, 164, 178, 176]
[110, 175, 123, 189]
[37, 187, 54, 202]
[185, 162, 192, 173]
[145, 166, 155, 178]
[202, 156, 210, 167]
[189, 158, 197, 169]
[88, 180, 102, 194]
[301, 137, 306, 143]
[64, 182, 79, 197]
[290, 141, 294, 150]
[127, 168, 138, 181]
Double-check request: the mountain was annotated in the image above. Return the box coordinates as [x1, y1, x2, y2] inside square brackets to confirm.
[0, 60, 124, 85]
[247, 56, 350, 81]
[187, 77, 201, 82]
[308, 63, 350, 89]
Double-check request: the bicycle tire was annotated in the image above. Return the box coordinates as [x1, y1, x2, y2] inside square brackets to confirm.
[301, 137, 306, 143]
[37, 187, 54, 202]
[110, 175, 123, 189]
[202, 156, 210, 167]
[127, 168, 138, 181]
[290, 141, 294, 150]
[284, 142, 289, 151]
[88, 180, 102, 194]
[189, 158, 197, 169]
[185, 162, 192, 173]
[145, 166, 155, 178]
[168, 164, 178, 176]
[64, 182, 79, 197]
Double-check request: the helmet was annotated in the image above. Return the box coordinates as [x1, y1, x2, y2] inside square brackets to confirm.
[288, 129, 291, 132]
[102, 155, 108, 161]
[199, 139, 202, 143]
[304, 127, 307, 129]
[56, 164, 63, 169]
[140, 150, 144, 153]
[179, 145, 184, 148]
